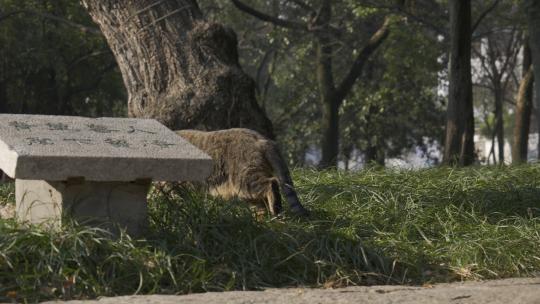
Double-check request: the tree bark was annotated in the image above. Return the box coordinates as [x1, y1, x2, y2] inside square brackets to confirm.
[0, 81, 7, 113]
[444, 0, 475, 166]
[319, 95, 340, 168]
[512, 59, 534, 165]
[80, 0, 274, 138]
[525, 0, 540, 160]
[494, 84, 504, 163]
[316, 0, 339, 169]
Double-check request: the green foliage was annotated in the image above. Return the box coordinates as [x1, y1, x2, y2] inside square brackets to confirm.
[348, 1, 381, 19]
[301, 165, 540, 281]
[0, 0, 126, 116]
[341, 21, 445, 164]
[201, 0, 445, 166]
[2, 166, 540, 301]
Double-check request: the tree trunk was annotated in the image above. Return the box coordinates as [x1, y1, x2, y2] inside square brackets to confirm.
[320, 96, 339, 168]
[494, 84, 504, 163]
[512, 40, 534, 164]
[444, 0, 475, 166]
[489, 133, 496, 164]
[316, 0, 339, 169]
[526, 0, 540, 160]
[0, 81, 7, 113]
[80, 0, 274, 138]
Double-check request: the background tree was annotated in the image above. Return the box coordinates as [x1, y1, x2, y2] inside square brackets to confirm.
[472, 28, 521, 164]
[463, 0, 534, 166]
[201, 0, 446, 168]
[444, 0, 475, 166]
[525, 0, 540, 159]
[0, 0, 125, 117]
[339, 20, 445, 167]
[231, 0, 392, 168]
[511, 38, 534, 164]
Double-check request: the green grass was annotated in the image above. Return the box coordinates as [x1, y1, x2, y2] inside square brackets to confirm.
[1, 165, 540, 301]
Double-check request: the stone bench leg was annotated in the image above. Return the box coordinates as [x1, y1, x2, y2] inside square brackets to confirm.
[15, 179, 151, 237]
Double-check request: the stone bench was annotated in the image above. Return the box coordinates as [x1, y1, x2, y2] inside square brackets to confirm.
[0, 114, 212, 236]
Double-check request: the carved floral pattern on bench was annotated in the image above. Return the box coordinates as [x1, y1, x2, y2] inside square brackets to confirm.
[10, 120, 177, 149]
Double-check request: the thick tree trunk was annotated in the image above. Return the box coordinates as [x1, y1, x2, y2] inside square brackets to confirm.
[526, 1, 540, 160]
[512, 40, 534, 164]
[444, 0, 475, 166]
[80, 0, 274, 138]
[316, 0, 338, 169]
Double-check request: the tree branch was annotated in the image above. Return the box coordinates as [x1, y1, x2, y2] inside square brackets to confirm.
[486, 36, 502, 82]
[499, 29, 521, 84]
[362, 2, 448, 38]
[471, 0, 500, 33]
[231, 0, 307, 31]
[335, 17, 391, 103]
[472, 46, 495, 83]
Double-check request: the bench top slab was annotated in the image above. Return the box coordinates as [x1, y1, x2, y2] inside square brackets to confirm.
[0, 114, 212, 181]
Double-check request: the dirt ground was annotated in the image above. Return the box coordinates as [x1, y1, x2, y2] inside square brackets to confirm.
[45, 277, 540, 304]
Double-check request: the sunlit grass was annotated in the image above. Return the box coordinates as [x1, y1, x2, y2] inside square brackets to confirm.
[295, 166, 540, 282]
[1, 165, 540, 301]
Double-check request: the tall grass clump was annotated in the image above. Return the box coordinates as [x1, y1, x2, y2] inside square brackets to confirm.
[0, 165, 540, 301]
